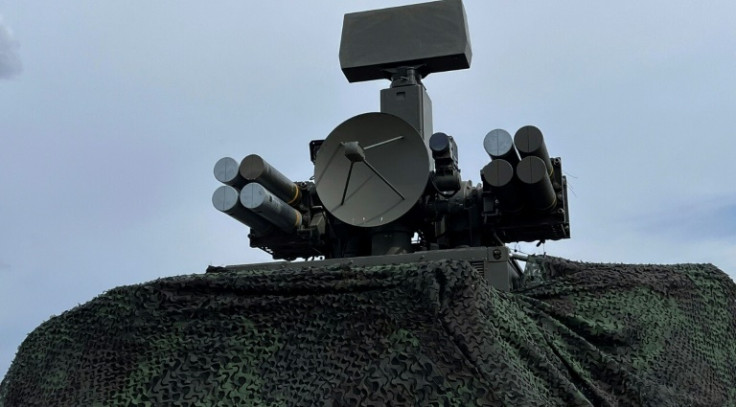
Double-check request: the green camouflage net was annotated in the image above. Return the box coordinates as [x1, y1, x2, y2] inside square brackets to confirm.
[1, 256, 735, 406]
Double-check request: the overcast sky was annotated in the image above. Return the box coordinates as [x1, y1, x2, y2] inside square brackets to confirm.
[1, 1, 735, 378]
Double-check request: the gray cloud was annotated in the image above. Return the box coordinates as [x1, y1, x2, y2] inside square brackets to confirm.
[0, 15, 22, 79]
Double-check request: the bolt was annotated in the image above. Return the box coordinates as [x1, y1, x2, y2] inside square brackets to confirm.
[492, 249, 502, 260]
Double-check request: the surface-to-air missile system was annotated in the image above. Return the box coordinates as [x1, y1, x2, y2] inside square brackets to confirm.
[2, 1, 735, 406]
[211, 0, 570, 291]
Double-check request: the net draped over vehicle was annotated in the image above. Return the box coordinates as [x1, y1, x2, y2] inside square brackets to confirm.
[1, 256, 735, 406]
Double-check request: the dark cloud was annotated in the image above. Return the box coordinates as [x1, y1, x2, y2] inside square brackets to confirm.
[0, 16, 22, 79]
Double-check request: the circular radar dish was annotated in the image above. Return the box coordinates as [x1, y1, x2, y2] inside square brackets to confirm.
[314, 112, 430, 227]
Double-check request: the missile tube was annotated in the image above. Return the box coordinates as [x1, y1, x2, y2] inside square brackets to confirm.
[516, 156, 556, 211]
[481, 159, 523, 212]
[239, 154, 301, 206]
[212, 185, 275, 232]
[214, 157, 247, 188]
[514, 125, 553, 175]
[240, 183, 302, 233]
[483, 129, 520, 167]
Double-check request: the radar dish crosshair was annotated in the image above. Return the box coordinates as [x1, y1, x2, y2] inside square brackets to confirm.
[314, 112, 430, 227]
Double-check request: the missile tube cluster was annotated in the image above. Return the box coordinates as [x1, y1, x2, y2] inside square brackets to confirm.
[481, 126, 558, 213]
[212, 155, 302, 234]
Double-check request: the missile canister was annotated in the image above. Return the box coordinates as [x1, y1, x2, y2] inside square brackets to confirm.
[212, 185, 275, 232]
[240, 183, 302, 232]
[484, 129, 520, 167]
[214, 157, 247, 188]
[516, 156, 556, 211]
[239, 154, 301, 206]
[481, 159, 523, 212]
[514, 126, 553, 175]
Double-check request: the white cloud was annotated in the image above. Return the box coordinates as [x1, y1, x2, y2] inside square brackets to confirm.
[0, 15, 22, 79]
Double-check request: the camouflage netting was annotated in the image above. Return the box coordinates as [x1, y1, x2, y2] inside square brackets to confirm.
[1, 256, 735, 406]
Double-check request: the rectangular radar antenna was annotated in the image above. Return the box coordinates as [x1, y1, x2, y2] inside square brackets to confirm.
[339, 0, 472, 82]
[339, 0, 472, 142]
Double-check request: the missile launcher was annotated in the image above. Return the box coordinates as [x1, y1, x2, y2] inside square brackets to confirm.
[211, 0, 570, 291]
